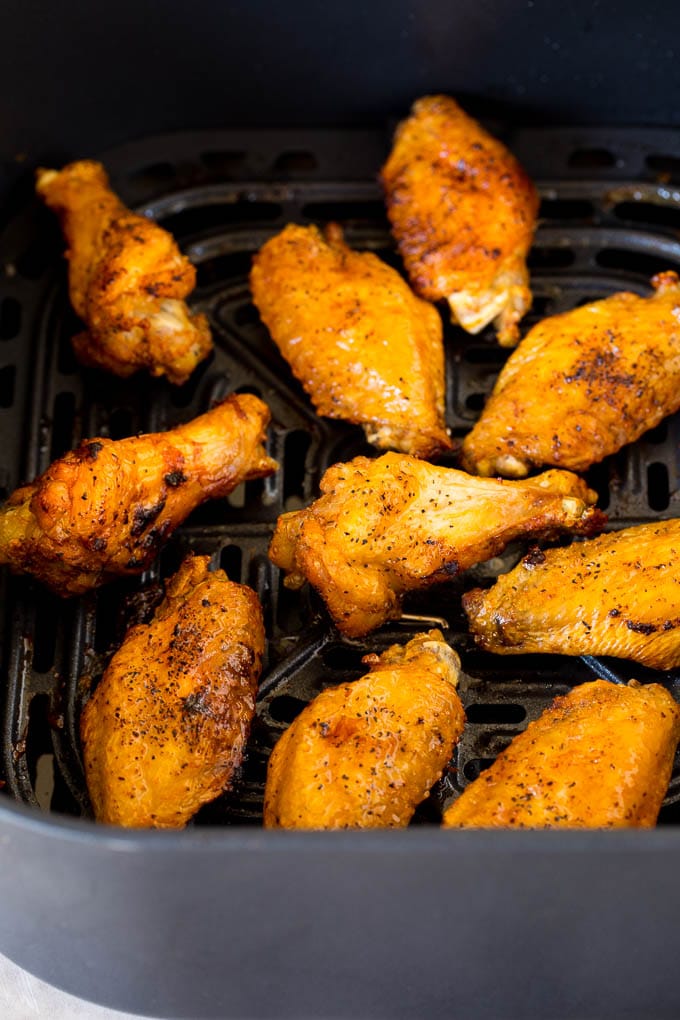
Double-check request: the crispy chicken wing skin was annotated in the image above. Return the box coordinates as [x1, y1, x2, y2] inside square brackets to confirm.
[0, 394, 277, 596]
[249, 223, 451, 458]
[380, 95, 538, 346]
[36, 160, 212, 384]
[80, 555, 264, 828]
[464, 519, 680, 670]
[443, 680, 680, 828]
[264, 631, 465, 828]
[269, 452, 604, 637]
[462, 272, 680, 477]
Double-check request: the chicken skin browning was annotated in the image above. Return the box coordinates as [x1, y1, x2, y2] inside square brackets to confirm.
[36, 160, 212, 384]
[269, 452, 604, 637]
[380, 95, 538, 346]
[0, 394, 276, 596]
[462, 272, 680, 477]
[250, 223, 451, 458]
[264, 630, 465, 829]
[464, 519, 680, 670]
[81, 555, 265, 827]
[443, 680, 680, 828]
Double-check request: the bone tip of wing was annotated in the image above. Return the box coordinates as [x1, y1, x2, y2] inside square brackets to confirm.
[494, 288, 533, 348]
[35, 167, 59, 193]
[652, 269, 680, 294]
[447, 287, 525, 347]
[559, 494, 604, 529]
[495, 319, 521, 347]
[257, 452, 280, 477]
[560, 496, 584, 517]
[281, 573, 305, 591]
[364, 423, 454, 459]
[494, 453, 529, 478]
[409, 624, 462, 673]
[420, 638, 462, 687]
[446, 293, 491, 335]
[369, 629, 462, 686]
[36, 159, 108, 196]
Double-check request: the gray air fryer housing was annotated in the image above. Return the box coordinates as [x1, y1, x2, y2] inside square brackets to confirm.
[2, 2, 680, 1018]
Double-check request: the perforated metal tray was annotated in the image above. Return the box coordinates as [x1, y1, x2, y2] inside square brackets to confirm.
[3, 125, 680, 826]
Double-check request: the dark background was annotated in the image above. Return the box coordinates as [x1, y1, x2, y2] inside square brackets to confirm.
[2, 0, 680, 170]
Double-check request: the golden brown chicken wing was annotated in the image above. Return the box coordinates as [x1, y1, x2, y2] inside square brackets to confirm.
[36, 160, 212, 384]
[461, 272, 680, 477]
[0, 394, 276, 596]
[269, 452, 604, 637]
[443, 680, 680, 828]
[249, 223, 451, 458]
[463, 519, 680, 670]
[81, 554, 264, 828]
[380, 95, 538, 346]
[264, 630, 465, 829]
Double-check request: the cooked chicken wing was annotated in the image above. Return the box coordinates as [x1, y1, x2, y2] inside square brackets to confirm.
[36, 160, 212, 384]
[269, 452, 604, 637]
[443, 679, 680, 828]
[249, 223, 451, 458]
[264, 630, 465, 829]
[81, 554, 264, 828]
[380, 95, 538, 346]
[463, 519, 680, 670]
[462, 272, 680, 477]
[0, 394, 276, 596]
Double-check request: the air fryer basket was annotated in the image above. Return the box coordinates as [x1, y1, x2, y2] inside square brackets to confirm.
[3, 125, 680, 824]
[4, 119, 680, 1018]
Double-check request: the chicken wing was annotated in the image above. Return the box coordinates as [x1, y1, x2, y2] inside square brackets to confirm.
[269, 452, 604, 637]
[463, 519, 680, 670]
[36, 160, 212, 384]
[0, 394, 276, 596]
[264, 630, 465, 828]
[380, 95, 538, 346]
[249, 223, 451, 458]
[80, 554, 264, 827]
[443, 679, 680, 828]
[461, 272, 680, 477]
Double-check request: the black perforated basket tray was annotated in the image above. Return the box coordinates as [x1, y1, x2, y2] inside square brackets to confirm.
[3, 125, 680, 832]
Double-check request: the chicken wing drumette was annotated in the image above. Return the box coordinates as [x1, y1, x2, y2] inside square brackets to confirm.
[462, 272, 680, 477]
[0, 394, 276, 595]
[81, 554, 265, 828]
[443, 680, 680, 828]
[264, 631, 465, 829]
[463, 519, 680, 670]
[381, 95, 538, 346]
[250, 223, 451, 458]
[269, 452, 604, 637]
[37, 160, 212, 384]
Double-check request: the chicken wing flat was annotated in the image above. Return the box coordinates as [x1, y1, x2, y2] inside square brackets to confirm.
[249, 223, 451, 458]
[0, 394, 276, 596]
[443, 680, 680, 828]
[462, 272, 680, 477]
[269, 452, 604, 637]
[264, 630, 465, 829]
[81, 554, 264, 827]
[380, 95, 538, 346]
[463, 519, 680, 670]
[36, 160, 212, 385]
